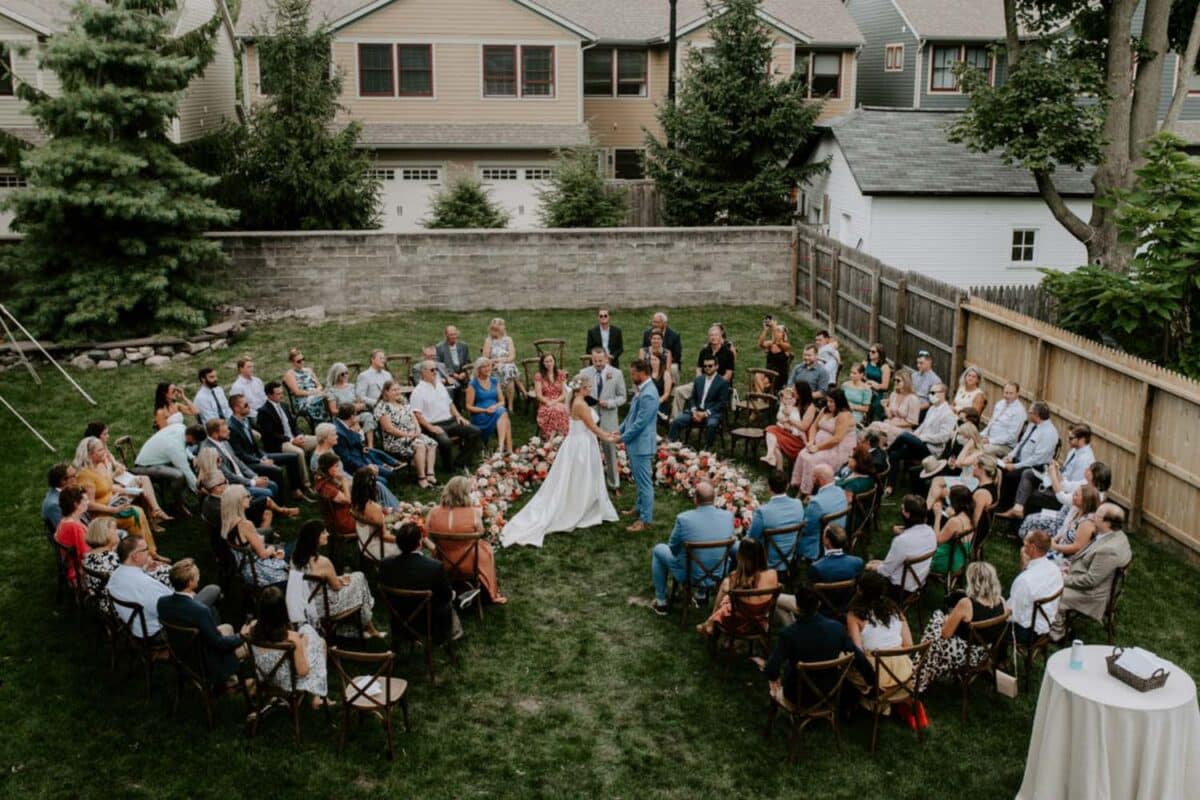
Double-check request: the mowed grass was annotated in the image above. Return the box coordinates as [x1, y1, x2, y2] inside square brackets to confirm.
[1, 305, 1197, 800]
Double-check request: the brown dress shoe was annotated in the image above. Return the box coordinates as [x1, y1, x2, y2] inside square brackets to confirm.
[622, 508, 639, 518]
[626, 521, 649, 532]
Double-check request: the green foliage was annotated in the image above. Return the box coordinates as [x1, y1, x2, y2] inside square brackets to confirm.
[424, 178, 509, 229]
[202, 0, 380, 230]
[644, 0, 824, 226]
[1, 0, 236, 341]
[537, 146, 628, 228]
[1041, 134, 1200, 377]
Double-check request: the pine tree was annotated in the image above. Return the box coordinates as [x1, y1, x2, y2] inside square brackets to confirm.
[424, 178, 509, 229]
[645, 0, 824, 226]
[216, 0, 380, 230]
[537, 146, 628, 227]
[2, 0, 236, 340]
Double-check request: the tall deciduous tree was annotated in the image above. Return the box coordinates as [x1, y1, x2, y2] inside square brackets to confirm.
[2, 0, 235, 339]
[644, 0, 824, 226]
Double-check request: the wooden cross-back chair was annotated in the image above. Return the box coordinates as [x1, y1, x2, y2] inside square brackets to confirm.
[519, 357, 542, 417]
[897, 548, 937, 629]
[848, 486, 878, 557]
[54, 541, 86, 611]
[708, 585, 782, 665]
[245, 639, 307, 743]
[112, 435, 137, 468]
[385, 354, 414, 385]
[380, 586, 458, 682]
[162, 621, 218, 729]
[970, 496, 1000, 562]
[428, 531, 488, 623]
[761, 524, 804, 582]
[730, 391, 779, 460]
[674, 538, 736, 627]
[811, 578, 858, 621]
[355, 520, 391, 575]
[330, 647, 411, 760]
[82, 565, 118, 659]
[304, 574, 366, 642]
[819, 508, 849, 549]
[532, 338, 565, 366]
[929, 525, 973, 595]
[956, 609, 1013, 721]
[227, 540, 267, 616]
[108, 595, 169, 695]
[1016, 586, 1064, 690]
[1066, 564, 1129, 645]
[867, 640, 932, 753]
[765, 652, 856, 763]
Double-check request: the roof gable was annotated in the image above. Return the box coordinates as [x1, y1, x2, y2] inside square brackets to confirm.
[889, 0, 1005, 41]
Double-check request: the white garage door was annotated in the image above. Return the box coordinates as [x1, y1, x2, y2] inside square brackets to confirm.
[374, 166, 442, 232]
[479, 166, 554, 229]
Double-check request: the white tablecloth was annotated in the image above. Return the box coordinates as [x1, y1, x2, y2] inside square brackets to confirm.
[1018, 645, 1200, 800]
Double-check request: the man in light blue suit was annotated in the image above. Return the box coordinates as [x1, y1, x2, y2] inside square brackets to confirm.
[650, 481, 733, 615]
[620, 359, 659, 532]
[801, 464, 848, 561]
[744, 470, 806, 571]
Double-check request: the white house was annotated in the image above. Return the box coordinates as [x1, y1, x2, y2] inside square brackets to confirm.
[801, 108, 1093, 286]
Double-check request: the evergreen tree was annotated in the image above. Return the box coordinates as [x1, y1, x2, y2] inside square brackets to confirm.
[2, 0, 235, 340]
[537, 146, 627, 227]
[216, 0, 380, 230]
[424, 178, 509, 229]
[644, 0, 824, 226]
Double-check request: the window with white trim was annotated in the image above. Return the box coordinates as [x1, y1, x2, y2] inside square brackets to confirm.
[613, 149, 644, 180]
[884, 44, 904, 72]
[400, 167, 441, 182]
[0, 173, 27, 188]
[365, 168, 396, 181]
[795, 50, 842, 99]
[1011, 229, 1037, 263]
[525, 167, 555, 181]
[930, 44, 995, 92]
[481, 167, 520, 181]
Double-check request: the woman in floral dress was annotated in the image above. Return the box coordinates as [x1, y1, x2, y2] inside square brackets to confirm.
[283, 348, 328, 422]
[288, 520, 382, 639]
[482, 317, 522, 410]
[248, 587, 329, 709]
[374, 380, 438, 488]
[534, 352, 570, 437]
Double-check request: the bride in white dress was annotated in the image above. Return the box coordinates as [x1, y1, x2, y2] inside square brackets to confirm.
[500, 374, 619, 548]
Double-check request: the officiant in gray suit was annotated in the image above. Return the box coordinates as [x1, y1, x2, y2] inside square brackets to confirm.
[580, 347, 626, 490]
[436, 325, 472, 404]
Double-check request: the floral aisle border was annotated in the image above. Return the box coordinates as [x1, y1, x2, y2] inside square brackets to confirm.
[390, 437, 763, 543]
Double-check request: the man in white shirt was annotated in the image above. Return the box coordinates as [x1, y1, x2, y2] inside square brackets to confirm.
[410, 360, 481, 467]
[134, 422, 200, 493]
[1008, 530, 1063, 645]
[885, 383, 956, 490]
[996, 401, 1060, 516]
[869, 494, 937, 595]
[106, 536, 175, 639]
[981, 382, 1027, 457]
[354, 350, 392, 411]
[910, 351, 942, 411]
[1005, 423, 1097, 518]
[193, 366, 231, 424]
[229, 356, 267, 416]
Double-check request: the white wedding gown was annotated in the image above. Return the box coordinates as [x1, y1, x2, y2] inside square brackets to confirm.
[500, 413, 618, 548]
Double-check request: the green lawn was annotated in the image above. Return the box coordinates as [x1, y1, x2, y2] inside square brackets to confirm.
[1, 306, 1196, 799]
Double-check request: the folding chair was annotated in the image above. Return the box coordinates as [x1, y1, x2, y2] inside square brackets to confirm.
[108, 596, 169, 695]
[1015, 587, 1064, 690]
[245, 639, 307, 743]
[304, 574, 366, 642]
[866, 640, 932, 753]
[708, 586, 782, 665]
[428, 531, 488, 623]
[765, 652, 856, 763]
[672, 537, 735, 627]
[956, 609, 1013, 721]
[330, 648, 411, 760]
[379, 586, 458, 682]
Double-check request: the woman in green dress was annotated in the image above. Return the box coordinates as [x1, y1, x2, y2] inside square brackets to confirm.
[842, 363, 873, 425]
[863, 343, 892, 423]
[930, 484, 974, 576]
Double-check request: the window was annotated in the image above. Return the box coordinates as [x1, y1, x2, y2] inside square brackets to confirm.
[616, 49, 648, 96]
[584, 49, 613, 95]
[397, 44, 433, 96]
[930, 45, 959, 92]
[481, 167, 520, 181]
[0, 173, 27, 188]
[965, 46, 991, 74]
[584, 48, 648, 97]
[884, 44, 904, 72]
[483, 45, 517, 96]
[613, 149, 644, 180]
[0, 45, 12, 96]
[1185, 58, 1200, 94]
[1011, 229, 1037, 262]
[400, 167, 441, 182]
[796, 51, 842, 99]
[525, 167, 555, 180]
[521, 46, 554, 97]
[365, 168, 396, 181]
[358, 44, 394, 96]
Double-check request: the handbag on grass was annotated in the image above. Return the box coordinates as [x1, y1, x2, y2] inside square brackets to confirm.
[995, 627, 1018, 699]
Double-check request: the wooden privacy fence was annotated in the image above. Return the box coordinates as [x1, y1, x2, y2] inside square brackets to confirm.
[605, 180, 662, 227]
[790, 223, 1200, 554]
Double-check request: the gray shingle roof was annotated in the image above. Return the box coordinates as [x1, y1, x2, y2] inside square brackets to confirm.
[1, 127, 48, 146]
[353, 122, 592, 149]
[825, 109, 1095, 197]
[891, 0, 1006, 41]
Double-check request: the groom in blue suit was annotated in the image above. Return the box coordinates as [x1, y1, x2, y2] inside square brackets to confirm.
[620, 359, 659, 532]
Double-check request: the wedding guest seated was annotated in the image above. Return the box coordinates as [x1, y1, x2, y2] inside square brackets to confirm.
[106, 536, 175, 639]
[980, 381, 1026, 457]
[154, 381, 198, 431]
[808, 524, 864, 584]
[952, 366, 986, 415]
[1018, 463, 1111, 541]
[203, 418, 297, 517]
[196, 447, 270, 528]
[835, 441, 877, 503]
[801, 465, 848, 561]
[843, 363, 872, 424]
[333, 403, 399, 482]
[865, 371, 920, 447]
[869, 495, 937, 597]
[673, 325, 735, 417]
[134, 421, 200, 496]
[85, 421, 174, 525]
[467, 358, 513, 453]
[815, 330, 841, 389]
[791, 389, 857, 496]
[640, 330, 675, 377]
[696, 538, 778, 636]
[928, 458, 999, 535]
[787, 345, 828, 398]
[54, 486, 91, 586]
[910, 350, 941, 412]
[159, 559, 245, 689]
[374, 380, 439, 489]
[325, 362, 377, 447]
[1050, 503, 1131, 642]
[259, 381, 318, 487]
[649, 481, 734, 616]
[929, 484, 975, 578]
[312, 453, 356, 539]
[866, 430, 890, 476]
[482, 317, 521, 410]
[1009, 530, 1063, 645]
[586, 308, 624, 367]
[924, 415, 986, 493]
[230, 356, 267, 418]
[350, 467, 400, 560]
[221, 485, 288, 590]
[846, 570, 921, 724]
[642, 311, 682, 373]
[193, 367, 232, 425]
[744, 470, 805, 571]
[247, 587, 329, 710]
[756, 315, 791, 393]
[42, 462, 77, 540]
[647, 349, 674, 423]
[915, 561, 1006, 692]
[863, 343, 892, 422]
[354, 349, 392, 413]
[287, 520, 382, 638]
[282, 348, 328, 423]
[228, 394, 306, 501]
[996, 402, 1060, 515]
[533, 352, 570, 438]
[312, 425, 400, 509]
[75, 436, 161, 557]
[83, 517, 170, 595]
[1048, 486, 1101, 561]
[763, 384, 817, 469]
[426, 476, 506, 604]
[436, 325, 471, 401]
[885, 383, 956, 492]
[411, 360, 482, 469]
[1001, 423, 1095, 520]
[381, 522, 463, 644]
[667, 355, 730, 448]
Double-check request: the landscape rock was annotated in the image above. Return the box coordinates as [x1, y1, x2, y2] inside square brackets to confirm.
[211, 338, 228, 350]
[125, 350, 146, 362]
[97, 360, 118, 370]
[119, 358, 132, 367]
[107, 348, 124, 360]
[144, 355, 171, 367]
[155, 345, 174, 356]
[293, 305, 326, 321]
[187, 340, 211, 354]
[171, 351, 193, 361]
[203, 321, 237, 336]
[70, 355, 95, 370]
[138, 346, 155, 357]
[86, 349, 108, 360]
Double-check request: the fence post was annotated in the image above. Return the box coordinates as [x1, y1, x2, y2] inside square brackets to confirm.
[828, 244, 841, 332]
[1032, 338, 1049, 399]
[789, 227, 799, 307]
[894, 277, 908, 366]
[951, 293, 968, 384]
[808, 241, 818, 318]
[1130, 383, 1156, 531]
[867, 263, 881, 345]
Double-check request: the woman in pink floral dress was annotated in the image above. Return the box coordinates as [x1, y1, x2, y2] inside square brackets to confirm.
[534, 353, 570, 437]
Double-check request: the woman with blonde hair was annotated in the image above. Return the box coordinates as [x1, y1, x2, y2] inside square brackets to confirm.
[953, 366, 987, 415]
[325, 361, 377, 446]
[426, 475, 507, 604]
[915, 561, 1007, 691]
[481, 317, 521, 410]
[222, 484, 288, 589]
[865, 370, 920, 446]
[467, 358, 513, 453]
[73, 437, 162, 558]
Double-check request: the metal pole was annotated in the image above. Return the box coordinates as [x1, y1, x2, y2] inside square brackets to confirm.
[667, 0, 678, 107]
[0, 310, 40, 384]
[0, 393, 56, 452]
[0, 303, 97, 405]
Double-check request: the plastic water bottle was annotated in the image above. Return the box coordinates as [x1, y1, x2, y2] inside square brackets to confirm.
[1069, 639, 1084, 670]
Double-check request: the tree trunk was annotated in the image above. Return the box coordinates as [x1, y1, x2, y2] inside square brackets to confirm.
[1130, 0, 1173, 168]
[1164, 1, 1200, 132]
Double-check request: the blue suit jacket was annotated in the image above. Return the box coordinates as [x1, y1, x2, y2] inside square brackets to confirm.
[747, 494, 806, 569]
[808, 551, 865, 584]
[621, 379, 660, 458]
[684, 374, 730, 419]
[802, 483, 849, 560]
[668, 504, 734, 583]
[334, 419, 371, 473]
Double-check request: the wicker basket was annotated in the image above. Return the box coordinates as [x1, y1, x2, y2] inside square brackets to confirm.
[1106, 647, 1170, 692]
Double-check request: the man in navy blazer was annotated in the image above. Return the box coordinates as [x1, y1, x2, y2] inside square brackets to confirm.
[801, 465, 848, 560]
[380, 523, 462, 644]
[650, 481, 733, 615]
[667, 356, 730, 447]
[333, 405, 397, 481]
[808, 524, 864, 584]
[744, 470, 806, 571]
[157, 560, 244, 687]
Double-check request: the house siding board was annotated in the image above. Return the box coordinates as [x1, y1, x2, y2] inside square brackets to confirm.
[846, 0, 918, 108]
[806, 137, 873, 247]
[584, 46, 668, 150]
[176, 0, 238, 142]
[0, 14, 41, 128]
[1155, 52, 1200, 122]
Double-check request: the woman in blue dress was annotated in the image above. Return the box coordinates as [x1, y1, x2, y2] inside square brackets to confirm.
[467, 358, 512, 453]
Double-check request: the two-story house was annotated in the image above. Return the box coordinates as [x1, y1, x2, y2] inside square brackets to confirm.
[237, 0, 864, 231]
[0, 0, 240, 229]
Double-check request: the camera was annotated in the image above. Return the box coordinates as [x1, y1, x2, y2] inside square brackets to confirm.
[763, 315, 774, 326]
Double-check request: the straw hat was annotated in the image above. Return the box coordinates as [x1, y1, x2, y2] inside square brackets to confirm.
[919, 456, 948, 479]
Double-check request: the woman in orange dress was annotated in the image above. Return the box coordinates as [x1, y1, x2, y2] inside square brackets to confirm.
[425, 476, 507, 604]
[74, 436, 162, 559]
